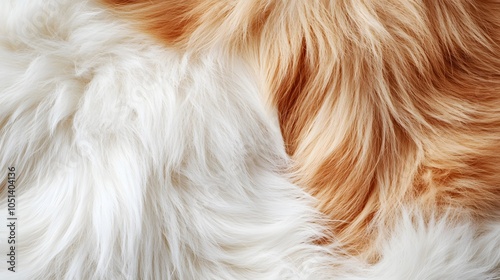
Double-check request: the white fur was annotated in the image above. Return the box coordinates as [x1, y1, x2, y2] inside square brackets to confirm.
[0, 0, 345, 278]
[367, 212, 500, 280]
[0, 0, 499, 279]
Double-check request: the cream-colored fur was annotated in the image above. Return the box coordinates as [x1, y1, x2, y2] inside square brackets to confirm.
[103, 0, 500, 259]
[1, 0, 499, 278]
[0, 0, 355, 278]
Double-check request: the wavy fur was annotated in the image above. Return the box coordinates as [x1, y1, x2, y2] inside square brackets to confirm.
[0, 0, 359, 278]
[1, 0, 500, 278]
[103, 0, 500, 259]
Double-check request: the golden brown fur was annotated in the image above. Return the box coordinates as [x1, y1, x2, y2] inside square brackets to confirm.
[103, 0, 500, 259]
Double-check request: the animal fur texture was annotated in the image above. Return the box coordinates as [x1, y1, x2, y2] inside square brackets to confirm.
[103, 0, 500, 262]
[0, 0, 499, 279]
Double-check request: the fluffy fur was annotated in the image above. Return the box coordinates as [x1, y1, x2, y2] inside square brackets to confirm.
[0, 1, 348, 278]
[103, 0, 500, 260]
[1, 0, 500, 278]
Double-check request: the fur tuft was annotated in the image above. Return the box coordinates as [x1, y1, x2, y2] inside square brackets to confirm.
[1, 0, 499, 278]
[103, 0, 500, 258]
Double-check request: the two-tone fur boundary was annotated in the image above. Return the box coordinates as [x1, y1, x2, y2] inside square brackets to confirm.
[103, 0, 500, 260]
[0, 0, 355, 278]
[0, 0, 499, 278]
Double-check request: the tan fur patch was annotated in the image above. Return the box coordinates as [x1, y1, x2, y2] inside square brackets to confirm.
[103, 0, 500, 259]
